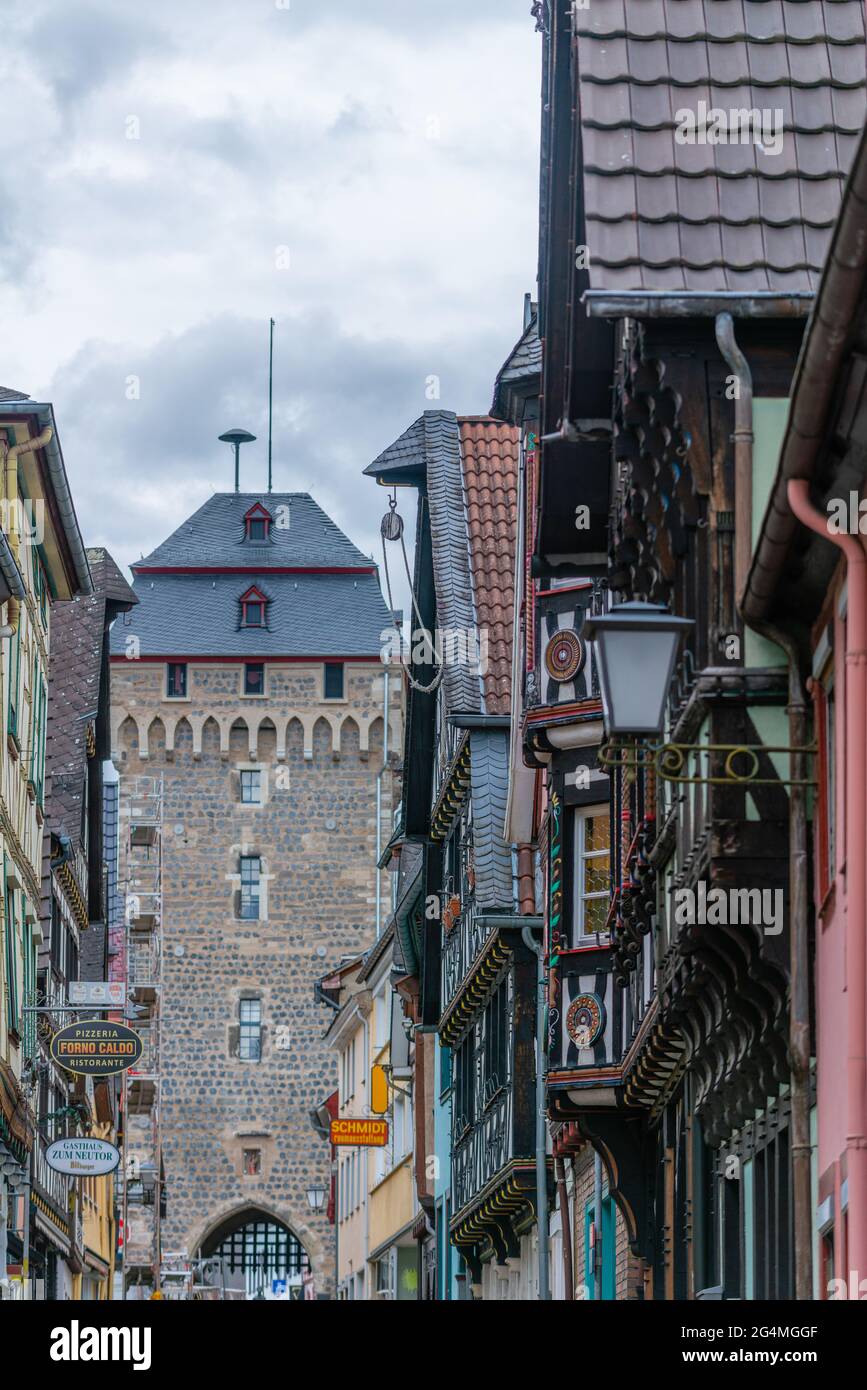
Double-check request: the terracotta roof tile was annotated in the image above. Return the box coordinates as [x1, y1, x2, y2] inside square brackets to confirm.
[458, 419, 519, 717]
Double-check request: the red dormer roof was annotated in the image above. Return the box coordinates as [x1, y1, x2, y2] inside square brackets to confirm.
[244, 502, 272, 522]
[239, 584, 268, 604]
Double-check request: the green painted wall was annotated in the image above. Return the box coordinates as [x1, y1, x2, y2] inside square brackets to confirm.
[746, 398, 790, 670]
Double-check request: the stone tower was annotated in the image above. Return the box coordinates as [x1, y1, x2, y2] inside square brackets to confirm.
[110, 491, 398, 1297]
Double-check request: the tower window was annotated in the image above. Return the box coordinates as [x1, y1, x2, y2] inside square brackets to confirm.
[239, 999, 262, 1060]
[240, 586, 268, 628]
[244, 662, 265, 696]
[239, 856, 261, 920]
[244, 503, 273, 542]
[241, 770, 262, 805]
[324, 662, 344, 700]
[167, 662, 188, 698]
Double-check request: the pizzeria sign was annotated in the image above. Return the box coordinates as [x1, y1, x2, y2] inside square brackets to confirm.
[50, 1020, 143, 1077]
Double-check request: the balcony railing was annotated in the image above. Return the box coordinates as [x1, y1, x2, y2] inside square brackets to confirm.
[441, 906, 496, 1007]
[451, 1084, 513, 1216]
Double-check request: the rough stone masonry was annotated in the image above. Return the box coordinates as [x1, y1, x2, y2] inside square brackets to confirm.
[109, 491, 399, 1294]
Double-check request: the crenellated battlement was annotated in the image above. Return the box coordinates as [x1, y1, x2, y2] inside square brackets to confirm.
[111, 661, 401, 762]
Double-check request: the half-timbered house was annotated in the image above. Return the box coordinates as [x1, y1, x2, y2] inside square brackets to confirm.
[526, 0, 867, 1300]
[365, 411, 548, 1299]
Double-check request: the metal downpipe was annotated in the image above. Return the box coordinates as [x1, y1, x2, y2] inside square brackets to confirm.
[522, 923, 550, 1300]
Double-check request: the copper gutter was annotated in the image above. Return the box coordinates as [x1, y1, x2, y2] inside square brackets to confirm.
[715, 314, 754, 605]
[555, 1155, 574, 1300]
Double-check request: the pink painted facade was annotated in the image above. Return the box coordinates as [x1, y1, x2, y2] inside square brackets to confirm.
[810, 563, 852, 1293]
[795, 507, 867, 1300]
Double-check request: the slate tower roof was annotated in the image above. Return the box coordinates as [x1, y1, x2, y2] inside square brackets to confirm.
[110, 492, 390, 659]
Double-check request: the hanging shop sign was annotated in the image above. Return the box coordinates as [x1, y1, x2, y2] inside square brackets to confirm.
[68, 980, 126, 1008]
[329, 1118, 388, 1148]
[50, 1020, 143, 1077]
[45, 1137, 121, 1177]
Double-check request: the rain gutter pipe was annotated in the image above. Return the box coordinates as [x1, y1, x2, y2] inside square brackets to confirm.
[522, 922, 550, 1300]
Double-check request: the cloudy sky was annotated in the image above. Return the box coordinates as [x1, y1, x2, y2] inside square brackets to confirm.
[0, 0, 541, 579]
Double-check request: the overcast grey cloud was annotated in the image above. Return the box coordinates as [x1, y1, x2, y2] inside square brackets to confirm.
[0, 0, 540, 577]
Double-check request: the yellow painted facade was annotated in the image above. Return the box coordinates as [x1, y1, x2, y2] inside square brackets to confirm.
[368, 1154, 414, 1256]
[0, 405, 93, 1300]
[72, 1122, 117, 1300]
[365, 997, 415, 1294]
[326, 931, 416, 1299]
[0, 418, 56, 1193]
[335, 1007, 370, 1294]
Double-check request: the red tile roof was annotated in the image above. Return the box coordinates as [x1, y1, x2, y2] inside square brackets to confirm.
[458, 418, 519, 716]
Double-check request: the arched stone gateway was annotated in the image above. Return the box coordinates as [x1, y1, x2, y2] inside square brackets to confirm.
[110, 491, 400, 1302]
[198, 1206, 312, 1300]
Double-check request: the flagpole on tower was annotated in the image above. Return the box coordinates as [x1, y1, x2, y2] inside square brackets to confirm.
[268, 318, 275, 494]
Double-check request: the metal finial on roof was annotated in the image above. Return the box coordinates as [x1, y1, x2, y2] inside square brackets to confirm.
[218, 428, 257, 493]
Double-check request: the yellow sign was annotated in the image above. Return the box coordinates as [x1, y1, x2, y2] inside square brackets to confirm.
[370, 1064, 389, 1114]
[330, 1118, 388, 1148]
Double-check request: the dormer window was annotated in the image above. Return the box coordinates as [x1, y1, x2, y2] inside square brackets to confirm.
[240, 585, 268, 628]
[244, 503, 272, 543]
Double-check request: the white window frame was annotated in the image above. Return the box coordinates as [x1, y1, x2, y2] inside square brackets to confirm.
[572, 803, 611, 944]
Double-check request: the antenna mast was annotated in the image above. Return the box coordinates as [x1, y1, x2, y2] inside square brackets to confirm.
[268, 318, 275, 494]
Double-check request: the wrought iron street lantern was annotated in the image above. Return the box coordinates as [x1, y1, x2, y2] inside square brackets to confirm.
[306, 1183, 327, 1212]
[583, 600, 694, 737]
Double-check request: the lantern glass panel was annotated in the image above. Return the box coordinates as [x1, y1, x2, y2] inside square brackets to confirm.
[598, 627, 681, 736]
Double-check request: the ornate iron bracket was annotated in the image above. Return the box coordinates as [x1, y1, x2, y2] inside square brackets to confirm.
[599, 739, 817, 787]
[38, 1103, 91, 1130]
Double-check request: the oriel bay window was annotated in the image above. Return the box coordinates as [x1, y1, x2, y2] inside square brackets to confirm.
[573, 806, 611, 943]
[239, 855, 262, 920]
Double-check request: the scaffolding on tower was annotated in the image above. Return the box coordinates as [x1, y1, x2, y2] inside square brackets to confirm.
[117, 773, 164, 1298]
